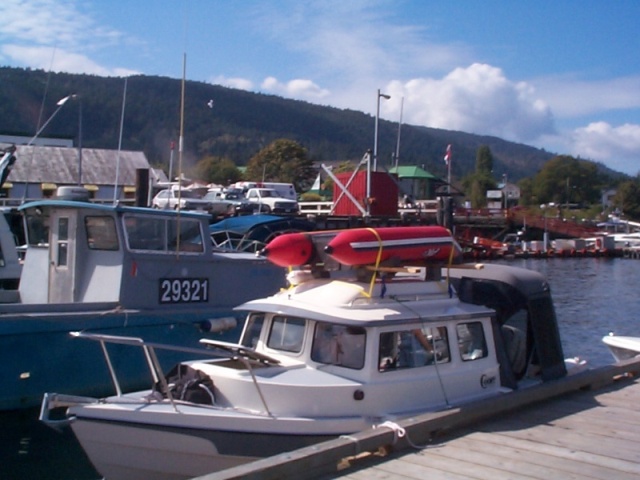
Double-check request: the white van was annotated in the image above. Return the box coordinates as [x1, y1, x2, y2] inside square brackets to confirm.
[258, 182, 297, 201]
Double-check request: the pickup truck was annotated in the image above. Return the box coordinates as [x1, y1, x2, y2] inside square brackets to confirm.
[245, 188, 299, 214]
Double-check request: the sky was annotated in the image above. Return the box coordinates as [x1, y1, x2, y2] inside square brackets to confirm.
[1, 0, 640, 175]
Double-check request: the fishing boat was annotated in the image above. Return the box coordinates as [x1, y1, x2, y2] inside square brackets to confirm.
[602, 333, 640, 362]
[41, 226, 585, 480]
[0, 192, 284, 410]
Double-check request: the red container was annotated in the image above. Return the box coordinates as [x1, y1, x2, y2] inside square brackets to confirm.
[333, 171, 398, 216]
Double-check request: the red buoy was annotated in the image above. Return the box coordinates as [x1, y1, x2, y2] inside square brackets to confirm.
[260, 232, 315, 267]
[324, 226, 459, 266]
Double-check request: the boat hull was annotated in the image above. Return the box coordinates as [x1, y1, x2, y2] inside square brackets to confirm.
[70, 415, 336, 480]
[602, 335, 640, 362]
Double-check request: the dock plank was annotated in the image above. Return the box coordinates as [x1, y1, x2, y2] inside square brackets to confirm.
[197, 362, 640, 480]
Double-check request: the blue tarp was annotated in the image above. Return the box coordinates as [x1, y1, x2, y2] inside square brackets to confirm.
[209, 215, 286, 234]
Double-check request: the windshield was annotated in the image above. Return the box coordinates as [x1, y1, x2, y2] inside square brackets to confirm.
[178, 190, 200, 199]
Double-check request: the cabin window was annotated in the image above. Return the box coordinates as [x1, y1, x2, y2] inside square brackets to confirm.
[85, 216, 119, 250]
[25, 209, 49, 246]
[378, 326, 450, 372]
[56, 217, 69, 266]
[311, 323, 366, 370]
[167, 219, 203, 253]
[240, 313, 266, 349]
[456, 322, 488, 361]
[267, 316, 306, 353]
[124, 216, 166, 251]
[124, 215, 203, 253]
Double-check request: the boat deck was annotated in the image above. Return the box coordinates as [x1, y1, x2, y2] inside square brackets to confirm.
[197, 358, 640, 480]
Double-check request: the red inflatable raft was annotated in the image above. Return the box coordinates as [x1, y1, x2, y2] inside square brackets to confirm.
[324, 226, 460, 266]
[259, 232, 315, 267]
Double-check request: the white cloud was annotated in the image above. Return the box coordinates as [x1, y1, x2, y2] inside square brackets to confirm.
[0, 0, 135, 76]
[383, 63, 555, 143]
[210, 75, 254, 91]
[261, 77, 330, 100]
[252, 1, 470, 84]
[571, 122, 640, 174]
[532, 75, 640, 118]
[1, 44, 138, 77]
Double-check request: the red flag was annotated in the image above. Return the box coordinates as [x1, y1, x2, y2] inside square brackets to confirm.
[444, 144, 451, 165]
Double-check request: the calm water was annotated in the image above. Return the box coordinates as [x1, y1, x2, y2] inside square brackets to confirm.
[1, 257, 638, 479]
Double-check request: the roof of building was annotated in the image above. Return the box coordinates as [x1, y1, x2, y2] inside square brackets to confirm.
[9, 145, 151, 186]
[388, 165, 439, 180]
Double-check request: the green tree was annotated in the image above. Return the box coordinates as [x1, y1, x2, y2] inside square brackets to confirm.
[475, 145, 494, 175]
[531, 155, 602, 206]
[461, 146, 497, 208]
[192, 155, 242, 185]
[613, 180, 640, 220]
[245, 139, 316, 192]
[517, 177, 534, 206]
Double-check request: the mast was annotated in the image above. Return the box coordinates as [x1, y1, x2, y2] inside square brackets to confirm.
[394, 97, 404, 168]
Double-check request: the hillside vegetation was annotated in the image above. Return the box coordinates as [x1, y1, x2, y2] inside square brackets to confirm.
[0, 66, 595, 182]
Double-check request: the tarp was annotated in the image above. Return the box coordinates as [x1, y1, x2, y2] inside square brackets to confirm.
[209, 215, 285, 235]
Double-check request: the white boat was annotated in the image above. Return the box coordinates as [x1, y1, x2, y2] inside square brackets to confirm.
[41, 227, 585, 480]
[602, 333, 640, 362]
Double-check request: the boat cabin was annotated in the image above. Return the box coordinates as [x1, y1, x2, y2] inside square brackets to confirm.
[14, 199, 282, 309]
[150, 261, 564, 421]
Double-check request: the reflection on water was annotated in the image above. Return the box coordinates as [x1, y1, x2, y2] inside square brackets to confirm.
[0, 408, 99, 479]
[1, 258, 637, 479]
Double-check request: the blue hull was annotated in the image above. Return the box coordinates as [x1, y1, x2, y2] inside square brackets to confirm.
[1, 307, 242, 410]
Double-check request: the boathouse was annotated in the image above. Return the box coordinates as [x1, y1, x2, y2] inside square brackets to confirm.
[0, 144, 166, 205]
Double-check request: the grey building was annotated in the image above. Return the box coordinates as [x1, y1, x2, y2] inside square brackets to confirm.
[2, 145, 167, 205]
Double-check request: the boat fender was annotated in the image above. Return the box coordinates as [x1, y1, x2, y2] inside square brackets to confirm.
[199, 316, 237, 333]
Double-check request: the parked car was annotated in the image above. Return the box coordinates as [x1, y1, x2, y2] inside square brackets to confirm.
[151, 189, 213, 211]
[201, 190, 250, 217]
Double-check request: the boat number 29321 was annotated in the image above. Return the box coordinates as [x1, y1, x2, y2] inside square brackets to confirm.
[159, 278, 209, 304]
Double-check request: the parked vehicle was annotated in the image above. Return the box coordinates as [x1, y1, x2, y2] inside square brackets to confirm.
[151, 188, 213, 212]
[203, 189, 256, 216]
[245, 188, 298, 214]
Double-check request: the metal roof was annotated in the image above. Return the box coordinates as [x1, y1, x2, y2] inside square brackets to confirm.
[9, 145, 150, 186]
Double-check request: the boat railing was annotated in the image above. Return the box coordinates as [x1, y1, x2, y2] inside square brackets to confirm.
[43, 331, 280, 417]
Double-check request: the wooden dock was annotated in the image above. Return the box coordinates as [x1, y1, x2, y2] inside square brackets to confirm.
[195, 358, 640, 480]
[331, 374, 640, 479]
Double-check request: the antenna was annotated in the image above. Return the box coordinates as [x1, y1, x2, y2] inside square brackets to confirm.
[113, 77, 128, 204]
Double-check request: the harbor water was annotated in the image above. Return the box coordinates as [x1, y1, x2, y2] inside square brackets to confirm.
[1, 257, 638, 480]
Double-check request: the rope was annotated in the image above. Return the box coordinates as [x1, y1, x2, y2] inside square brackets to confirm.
[365, 227, 384, 298]
[376, 421, 433, 450]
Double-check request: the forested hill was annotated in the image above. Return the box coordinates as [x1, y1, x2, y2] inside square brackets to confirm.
[0, 66, 558, 180]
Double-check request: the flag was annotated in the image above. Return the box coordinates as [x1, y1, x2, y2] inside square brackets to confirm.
[444, 144, 451, 166]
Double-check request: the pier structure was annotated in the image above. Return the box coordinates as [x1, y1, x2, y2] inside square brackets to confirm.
[193, 358, 640, 480]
